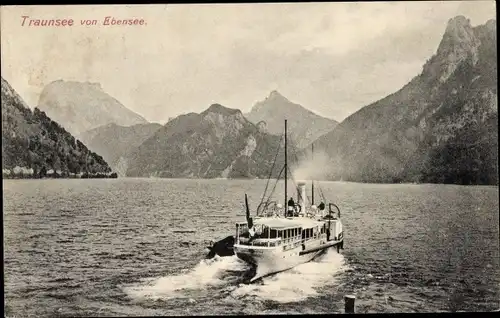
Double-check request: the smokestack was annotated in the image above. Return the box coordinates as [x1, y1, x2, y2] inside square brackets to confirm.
[297, 181, 307, 208]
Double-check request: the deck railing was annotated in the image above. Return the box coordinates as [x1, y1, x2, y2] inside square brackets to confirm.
[237, 232, 327, 248]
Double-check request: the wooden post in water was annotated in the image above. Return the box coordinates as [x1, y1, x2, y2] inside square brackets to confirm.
[344, 295, 355, 314]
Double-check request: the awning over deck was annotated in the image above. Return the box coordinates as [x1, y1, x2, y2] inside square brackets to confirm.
[252, 217, 324, 229]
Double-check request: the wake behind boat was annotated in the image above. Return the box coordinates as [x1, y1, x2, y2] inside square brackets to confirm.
[231, 120, 344, 282]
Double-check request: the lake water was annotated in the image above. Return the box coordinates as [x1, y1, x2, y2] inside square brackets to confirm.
[3, 178, 499, 316]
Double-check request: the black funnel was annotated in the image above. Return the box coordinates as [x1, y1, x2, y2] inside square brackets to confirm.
[245, 194, 253, 229]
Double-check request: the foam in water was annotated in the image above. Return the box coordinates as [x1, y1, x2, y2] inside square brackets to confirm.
[123, 255, 248, 301]
[123, 249, 349, 303]
[230, 249, 348, 303]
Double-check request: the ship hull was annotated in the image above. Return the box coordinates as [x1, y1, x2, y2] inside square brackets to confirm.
[234, 239, 342, 282]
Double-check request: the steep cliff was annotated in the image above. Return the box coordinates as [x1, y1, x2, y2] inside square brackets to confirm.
[1, 77, 113, 178]
[126, 104, 294, 178]
[246, 91, 338, 149]
[314, 16, 497, 184]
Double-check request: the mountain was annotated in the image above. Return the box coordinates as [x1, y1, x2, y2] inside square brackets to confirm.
[314, 16, 497, 185]
[1, 77, 114, 178]
[245, 91, 338, 148]
[79, 123, 162, 176]
[37, 80, 148, 137]
[126, 103, 296, 178]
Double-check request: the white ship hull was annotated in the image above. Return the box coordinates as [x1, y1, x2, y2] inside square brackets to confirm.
[234, 236, 341, 282]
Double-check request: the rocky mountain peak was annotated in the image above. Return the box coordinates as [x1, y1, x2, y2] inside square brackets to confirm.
[1, 77, 14, 96]
[446, 15, 471, 30]
[422, 15, 484, 84]
[250, 90, 290, 114]
[203, 103, 242, 116]
[1, 77, 29, 109]
[484, 19, 496, 31]
[201, 104, 247, 137]
[246, 91, 338, 148]
[474, 19, 496, 38]
[439, 15, 477, 52]
[267, 90, 289, 102]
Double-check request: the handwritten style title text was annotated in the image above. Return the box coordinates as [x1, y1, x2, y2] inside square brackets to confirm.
[21, 16, 147, 27]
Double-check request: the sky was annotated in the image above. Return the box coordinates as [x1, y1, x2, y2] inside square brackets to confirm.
[1, 1, 496, 123]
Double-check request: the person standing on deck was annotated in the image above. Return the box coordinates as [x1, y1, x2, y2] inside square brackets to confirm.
[287, 197, 295, 217]
[318, 202, 326, 218]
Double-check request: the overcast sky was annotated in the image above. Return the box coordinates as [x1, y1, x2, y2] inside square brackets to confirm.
[1, 2, 496, 123]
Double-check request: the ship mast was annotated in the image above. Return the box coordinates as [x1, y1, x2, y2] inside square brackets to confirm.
[284, 119, 287, 216]
[312, 143, 314, 205]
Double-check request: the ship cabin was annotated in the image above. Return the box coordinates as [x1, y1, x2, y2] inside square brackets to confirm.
[235, 218, 329, 249]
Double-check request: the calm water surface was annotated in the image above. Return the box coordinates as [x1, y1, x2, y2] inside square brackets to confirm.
[3, 178, 499, 316]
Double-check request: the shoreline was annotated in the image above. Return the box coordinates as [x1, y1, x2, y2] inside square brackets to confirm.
[3, 176, 497, 186]
[2, 173, 118, 180]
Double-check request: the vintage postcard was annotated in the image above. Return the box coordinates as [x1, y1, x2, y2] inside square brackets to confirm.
[2, 1, 498, 316]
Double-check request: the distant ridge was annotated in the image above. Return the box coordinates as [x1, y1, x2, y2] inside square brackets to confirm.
[125, 103, 296, 178]
[37, 80, 148, 137]
[246, 90, 338, 148]
[79, 122, 163, 177]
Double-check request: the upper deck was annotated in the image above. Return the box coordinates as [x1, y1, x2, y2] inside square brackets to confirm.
[253, 216, 325, 229]
[235, 216, 340, 249]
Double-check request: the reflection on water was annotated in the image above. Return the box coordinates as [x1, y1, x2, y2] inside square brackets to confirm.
[3, 178, 499, 316]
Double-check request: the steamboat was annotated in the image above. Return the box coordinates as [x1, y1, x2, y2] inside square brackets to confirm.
[232, 120, 344, 282]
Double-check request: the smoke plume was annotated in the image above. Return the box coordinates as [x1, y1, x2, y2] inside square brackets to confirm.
[292, 149, 331, 181]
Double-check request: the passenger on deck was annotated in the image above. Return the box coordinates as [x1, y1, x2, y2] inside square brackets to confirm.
[318, 202, 325, 211]
[294, 204, 301, 217]
[287, 197, 295, 217]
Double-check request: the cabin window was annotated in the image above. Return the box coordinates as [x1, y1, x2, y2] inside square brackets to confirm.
[270, 229, 277, 238]
[284, 230, 288, 239]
